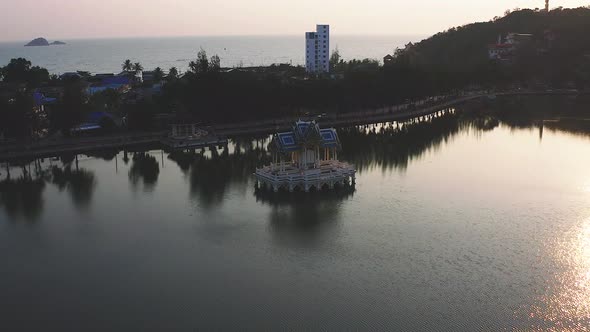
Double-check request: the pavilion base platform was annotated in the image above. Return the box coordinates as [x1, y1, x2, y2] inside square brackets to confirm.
[255, 160, 356, 193]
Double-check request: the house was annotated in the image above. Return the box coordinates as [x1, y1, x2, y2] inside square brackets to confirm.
[123, 84, 162, 104]
[60, 72, 83, 80]
[141, 71, 166, 83]
[488, 43, 514, 61]
[488, 33, 533, 61]
[70, 111, 121, 135]
[87, 76, 132, 95]
[383, 54, 395, 65]
[117, 70, 143, 84]
[32, 91, 58, 112]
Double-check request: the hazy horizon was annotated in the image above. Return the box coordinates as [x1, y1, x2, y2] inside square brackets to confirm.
[0, 33, 427, 44]
[1, 0, 588, 42]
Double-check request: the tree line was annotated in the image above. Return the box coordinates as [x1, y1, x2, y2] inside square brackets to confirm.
[2, 7, 590, 138]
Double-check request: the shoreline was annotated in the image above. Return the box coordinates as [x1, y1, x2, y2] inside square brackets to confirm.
[0, 90, 585, 162]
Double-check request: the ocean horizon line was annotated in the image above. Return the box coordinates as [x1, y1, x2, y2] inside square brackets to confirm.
[0, 33, 428, 44]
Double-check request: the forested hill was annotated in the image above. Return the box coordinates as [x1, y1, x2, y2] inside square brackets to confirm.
[404, 7, 590, 70]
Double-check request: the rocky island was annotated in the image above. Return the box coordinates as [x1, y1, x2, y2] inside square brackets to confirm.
[25, 38, 66, 46]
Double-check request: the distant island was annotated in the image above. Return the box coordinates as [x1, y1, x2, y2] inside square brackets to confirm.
[25, 38, 66, 47]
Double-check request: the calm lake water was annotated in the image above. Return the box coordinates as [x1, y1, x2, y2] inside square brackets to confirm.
[2, 97, 590, 331]
[0, 35, 421, 74]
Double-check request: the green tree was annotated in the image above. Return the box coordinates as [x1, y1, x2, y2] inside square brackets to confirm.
[168, 67, 179, 79]
[209, 55, 221, 72]
[133, 62, 143, 73]
[189, 48, 209, 74]
[1, 58, 49, 86]
[122, 59, 133, 72]
[329, 48, 341, 71]
[153, 67, 164, 81]
[0, 92, 35, 138]
[1, 58, 31, 82]
[52, 82, 87, 134]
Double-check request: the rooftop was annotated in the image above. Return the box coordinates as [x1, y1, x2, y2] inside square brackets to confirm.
[271, 120, 340, 153]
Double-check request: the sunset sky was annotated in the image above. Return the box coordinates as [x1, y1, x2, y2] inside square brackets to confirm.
[0, 0, 588, 41]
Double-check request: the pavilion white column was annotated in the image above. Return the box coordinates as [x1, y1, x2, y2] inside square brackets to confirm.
[302, 148, 307, 169]
[316, 147, 320, 167]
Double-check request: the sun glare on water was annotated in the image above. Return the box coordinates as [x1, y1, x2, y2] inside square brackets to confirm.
[522, 217, 590, 331]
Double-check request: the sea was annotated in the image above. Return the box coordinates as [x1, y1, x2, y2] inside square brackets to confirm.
[0, 35, 422, 74]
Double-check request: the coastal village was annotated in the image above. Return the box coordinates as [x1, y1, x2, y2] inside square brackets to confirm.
[1, 5, 590, 149]
[0, 24, 406, 144]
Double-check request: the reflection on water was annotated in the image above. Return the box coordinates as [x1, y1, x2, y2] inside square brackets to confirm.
[168, 143, 271, 208]
[85, 149, 119, 162]
[543, 118, 590, 139]
[0, 175, 46, 221]
[492, 95, 590, 137]
[2, 96, 590, 330]
[128, 152, 160, 192]
[339, 111, 461, 172]
[255, 187, 355, 246]
[0, 159, 98, 219]
[521, 218, 590, 331]
[51, 166, 96, 210]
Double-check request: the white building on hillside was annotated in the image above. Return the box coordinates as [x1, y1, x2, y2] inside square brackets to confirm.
[305, 24, 330, 74]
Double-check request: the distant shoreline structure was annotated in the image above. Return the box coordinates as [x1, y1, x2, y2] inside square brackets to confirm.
[25, 38, 66, 47]
[1, 35, 412, 75]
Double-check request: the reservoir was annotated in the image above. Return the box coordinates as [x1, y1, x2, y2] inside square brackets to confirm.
[1, 96, 590, 331]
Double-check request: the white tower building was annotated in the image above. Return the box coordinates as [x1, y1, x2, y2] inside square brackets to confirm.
[305, 24, 330, 74]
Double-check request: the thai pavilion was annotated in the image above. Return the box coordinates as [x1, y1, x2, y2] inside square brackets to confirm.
[255, 120, 356, 192]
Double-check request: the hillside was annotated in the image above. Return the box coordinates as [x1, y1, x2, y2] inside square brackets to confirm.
[406, 7, 590, 71]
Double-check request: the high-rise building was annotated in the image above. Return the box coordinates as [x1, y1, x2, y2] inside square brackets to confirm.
[305, 24, 330, 74]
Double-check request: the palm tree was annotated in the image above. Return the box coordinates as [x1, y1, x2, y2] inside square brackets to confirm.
[153, 67, 164, 81]
[168, 67, 179, 79]
[122, 59, 132, 72]
[133, 62, 143, 73]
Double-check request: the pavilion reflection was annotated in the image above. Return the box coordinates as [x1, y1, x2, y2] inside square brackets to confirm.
[255, 187, 355, 247]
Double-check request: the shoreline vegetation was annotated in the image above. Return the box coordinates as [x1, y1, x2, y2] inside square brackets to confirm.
[1, 7, 590, 145]
[0, 92, 586, 162]
[3, 96, 589, 190]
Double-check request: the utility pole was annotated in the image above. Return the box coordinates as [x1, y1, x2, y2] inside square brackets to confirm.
[545, 0, 549, 12]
